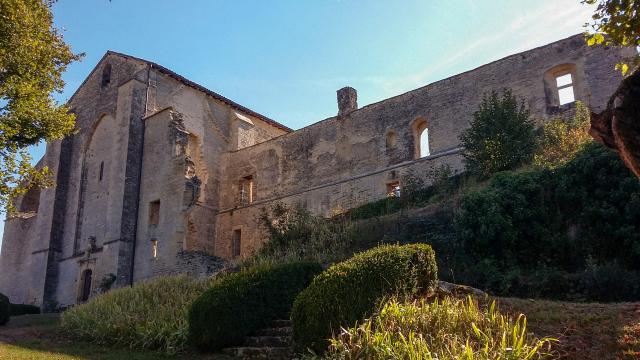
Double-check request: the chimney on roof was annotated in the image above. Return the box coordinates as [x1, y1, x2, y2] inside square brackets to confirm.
[337, 87, 357, 117]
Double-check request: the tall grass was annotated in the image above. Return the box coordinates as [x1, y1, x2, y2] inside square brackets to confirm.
[319, 297, 555, 359]
[60, 276, 212, 354]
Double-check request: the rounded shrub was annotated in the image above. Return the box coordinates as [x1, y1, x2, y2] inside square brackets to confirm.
[0, 292, 9, 326]
[188, 261, 322, 351]
[10, 303, 40, 316]
[291, 244, 438, 354]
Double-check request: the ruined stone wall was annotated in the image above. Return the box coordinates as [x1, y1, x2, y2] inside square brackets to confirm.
[214, 36, 634, 259]
[0, 54, 151, 308]
[0, 145, 60, 305]
[133, 70, 286, 281]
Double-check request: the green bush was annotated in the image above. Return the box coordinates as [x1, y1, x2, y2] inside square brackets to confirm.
[61, 276, 211, 354]
[189, 261, 322, 351]
[455, 142, 640, 274]
[459, 89, 536, 178]
[322, 297, 554, 359]
[292, 244, 438, 354]
[9, 303, 40, 316]
[0, 292, 9, 325]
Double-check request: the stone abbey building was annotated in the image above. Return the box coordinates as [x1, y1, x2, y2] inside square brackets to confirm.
[0, 35, 633, 309]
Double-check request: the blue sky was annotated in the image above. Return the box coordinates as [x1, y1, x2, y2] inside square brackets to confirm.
[0, 0, 595, 246]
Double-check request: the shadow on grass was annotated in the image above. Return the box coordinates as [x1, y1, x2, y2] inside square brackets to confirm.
[0, 314, 233, 360]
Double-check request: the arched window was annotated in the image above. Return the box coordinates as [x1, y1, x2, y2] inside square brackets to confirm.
[544, 64, 578, 109]
[101, 64, 112, 88]
[412, 118, 430, 158]
[386, 131, 397, 150]
[419, 128, 430, 157]
[19, 186, 40, 213]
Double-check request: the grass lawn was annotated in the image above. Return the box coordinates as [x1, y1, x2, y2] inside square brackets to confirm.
[498, 298, 640, 360]
[1, 300, 639, 359]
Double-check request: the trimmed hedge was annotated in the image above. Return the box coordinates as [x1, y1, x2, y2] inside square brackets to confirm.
[10, 303, 40, 316]
[291, 244, 438, 354]
[188, 261, 322, 351]
[0, 293, 9, 325]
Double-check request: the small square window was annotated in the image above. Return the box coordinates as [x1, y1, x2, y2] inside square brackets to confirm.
[555, 73, 572, 87]
[558, 86, 575, 105]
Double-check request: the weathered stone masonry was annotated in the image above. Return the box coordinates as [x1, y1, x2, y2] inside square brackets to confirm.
[0, 34, 634, 307]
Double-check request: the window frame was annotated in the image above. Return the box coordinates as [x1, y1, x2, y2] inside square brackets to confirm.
[555, 73, 575, 106]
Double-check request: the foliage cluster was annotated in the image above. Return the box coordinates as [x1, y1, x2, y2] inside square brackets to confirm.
[188, 261, 322, 351]
[60, 276, 211, 354]
[0, 292, 9, 325]
[459, 89, 536, 179]
[533, 102, 592, 168]
[258, 203, 356, 264]
[452, 142, 640, 301]
[255, 143, 640, 302]
[584, 0, 640, 74]
[318, 297, 554, 360]
[9, 303, 40, 316]
[292, 244, 438, 354]
[0, 0, 82, 212]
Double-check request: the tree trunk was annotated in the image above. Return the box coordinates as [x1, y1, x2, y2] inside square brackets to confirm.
[590, 68, 640, 178]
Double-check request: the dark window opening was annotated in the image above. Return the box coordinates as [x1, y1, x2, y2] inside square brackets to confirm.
[386, 131, 397, 150]
[387, 181, 401, 198]
[101, 64, 112, 88]
[99, 161, 104, 181]
[232, 229, 241, 258]
[79, 269, 93, 302]
[149, 200, 160, 226]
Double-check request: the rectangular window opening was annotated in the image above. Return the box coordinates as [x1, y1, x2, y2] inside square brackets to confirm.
[99, 161, 104, 181]
[239, 176, 254, 205]
[151, 239, 158, 258]
[232, 229, 241, 258]
[556, 73, 575, 105]
[149, 200, 160, 226]
[387, 181, 401, 198]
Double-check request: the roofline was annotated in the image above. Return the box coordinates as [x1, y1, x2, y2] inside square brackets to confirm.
[67, 51, 293, 132]
[109, 51, 293, 132]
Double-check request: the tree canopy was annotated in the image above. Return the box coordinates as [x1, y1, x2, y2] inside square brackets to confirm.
[0, 0, 82, 212]
[584, 0, 640, 74]
[459, 89, 536, 178]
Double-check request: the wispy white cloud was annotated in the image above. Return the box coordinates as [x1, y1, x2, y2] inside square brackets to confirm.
[362, 0, 595, 97]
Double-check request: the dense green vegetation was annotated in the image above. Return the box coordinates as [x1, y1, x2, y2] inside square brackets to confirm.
[188, 261, 321, 351]
[0, 292, 9, 325]
[533, 101, 591, 168]
[319, 297, 554, 360]
[292, 244, 438, 354]
[257, 142, 640, 302]
[10, 303, 40, 316]
[61, 276, 212, 354]
[451, 142, 640, 301]
[459, 89, 536, 178]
